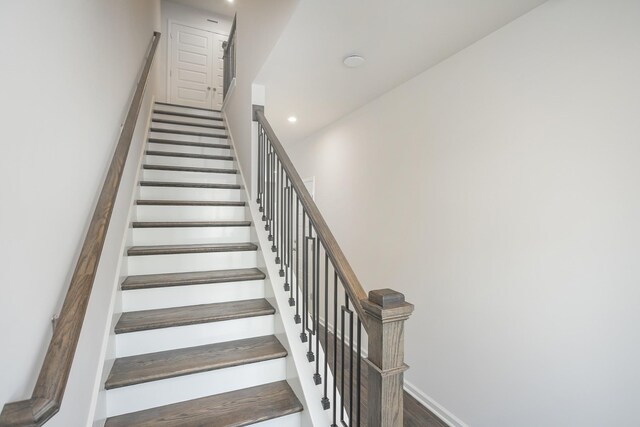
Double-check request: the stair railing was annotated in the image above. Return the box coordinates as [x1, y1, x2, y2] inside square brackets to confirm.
[253, 106, 414, 427]
[0, 31, 161, 427]
[222, 15, 236, 100]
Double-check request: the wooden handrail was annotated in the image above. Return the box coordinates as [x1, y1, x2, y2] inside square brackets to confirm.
[0, 31, 161, 427]
[255, 109, 370, 331]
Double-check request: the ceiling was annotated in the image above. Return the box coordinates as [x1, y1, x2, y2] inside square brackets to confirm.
[256, 0, 548, 144]
[168, 0, 236, 17]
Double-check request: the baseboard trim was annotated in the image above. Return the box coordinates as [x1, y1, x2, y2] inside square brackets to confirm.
[404, 380, 468, 427]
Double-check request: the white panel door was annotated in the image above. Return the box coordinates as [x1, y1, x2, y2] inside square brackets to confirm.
[211, 33, 226, 110]
[169, 24, 226, 109]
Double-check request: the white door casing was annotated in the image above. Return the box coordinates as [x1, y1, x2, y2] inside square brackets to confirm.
[169, 22, 227, 110]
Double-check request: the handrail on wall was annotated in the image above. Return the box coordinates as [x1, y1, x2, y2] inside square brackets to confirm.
[0, 31, 161, 427]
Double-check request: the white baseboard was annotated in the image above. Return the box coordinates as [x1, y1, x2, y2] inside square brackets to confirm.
[404, 380, 468, 427]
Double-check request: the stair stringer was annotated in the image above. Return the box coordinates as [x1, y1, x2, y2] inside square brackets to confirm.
[226, 120, 332, 427]
[86, 96, 158, 427]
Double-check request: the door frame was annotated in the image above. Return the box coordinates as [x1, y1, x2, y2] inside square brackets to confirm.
[166, 19, 229, 108]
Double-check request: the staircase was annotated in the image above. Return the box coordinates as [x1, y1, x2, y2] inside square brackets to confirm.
[103, 102, 303, 426]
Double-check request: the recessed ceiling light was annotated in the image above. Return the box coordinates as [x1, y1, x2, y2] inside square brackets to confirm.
[288, 116, 298, 123]
[343, 55, 366, 68]
[227, 0, 234, 3]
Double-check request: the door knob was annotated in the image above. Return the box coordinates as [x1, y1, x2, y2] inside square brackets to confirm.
[207, 87, 212, 90]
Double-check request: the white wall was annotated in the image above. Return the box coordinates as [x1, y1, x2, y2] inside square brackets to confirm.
[286, 0, 640, 425]
[223, 0, 299, 199]
[0, 1, 161, 425]
[157, 0, 233, 102]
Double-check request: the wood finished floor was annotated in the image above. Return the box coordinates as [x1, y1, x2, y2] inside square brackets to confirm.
[318, 325, 447, 427]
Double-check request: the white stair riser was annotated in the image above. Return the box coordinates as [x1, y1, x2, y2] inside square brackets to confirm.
[132, 226, 251, 246]
[116, 315, 276, 356]
[121, 280, 265, 312]
[144, 154, 233, 169]
[154, 104, 222, 119]
[127, 251, 257, 275]
[142, 169, 239, 185]
[135, 205, 247, 222]
[106, 358, 286, 417]
[139, 186, 243, 202]
[153, 113, 223, 127]
[151, 122, 228, 136]
[147, 142, 231, 157]
[252, 413, 301, 427]
[149, 131, 228, 145]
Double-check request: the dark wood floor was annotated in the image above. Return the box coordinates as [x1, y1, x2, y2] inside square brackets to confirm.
[316, 325, 447, 427]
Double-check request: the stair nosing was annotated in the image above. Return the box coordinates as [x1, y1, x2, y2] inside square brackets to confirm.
[153, 109, 224, 121]
[150, 127, 228, 139]
[155, 101, 222, 113]
[148, 138, 230, 150]
[121, 267, 265, 290]
[114, 298, 276, 334]
[136, 199, 246, 207]
[104, 381, 303, 427]
[139, 180, 241, 189]
[143, 164, 238, 174]
[105, 335, 286, 390]
[131, 220, 251, 229]
[145, 150, 233, 161]
[127, 242, 258, 257]
[151, 118, 226, 130]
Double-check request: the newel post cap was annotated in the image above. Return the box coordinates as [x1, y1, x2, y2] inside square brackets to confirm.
[362, 289, 414, 322]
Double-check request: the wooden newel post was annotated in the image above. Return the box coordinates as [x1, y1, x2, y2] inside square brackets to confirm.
[363, 289, 414, 427]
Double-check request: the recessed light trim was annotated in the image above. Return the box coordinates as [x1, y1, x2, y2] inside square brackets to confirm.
[288, 116, 298, 123]
[343, 55, 366, 68]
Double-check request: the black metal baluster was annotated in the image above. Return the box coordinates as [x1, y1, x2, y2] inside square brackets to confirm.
[288, 182, 295, 304]
[332, 271, 338, 427]
[272, 158, 279, 253]
[300, 212, 308, 342]
[257, 124, 262, 208]
[283, 184, 290, 291]
[340, 293, 347, 427]
[313, 238, 321, 384]
[294, 198, 301, 319]
[265, 146, 271, 235]
[277, 164, 284, 267]
[306, 228, 316, 363]
[356, 319, 362, 426]
[269, 145, 275, 242]
[261, 133, 267, 222]
[348, 297, 354, 427]
[321, 252, 330, 410]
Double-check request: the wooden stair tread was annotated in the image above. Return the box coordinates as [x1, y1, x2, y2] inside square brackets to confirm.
[148, 138, 229, 149]
[127, 242, 257, 256]
[150, 127, 228, 139]
[155, 101, 222, 113]
[115, 298, 275, 334]
[136, 199, 245, 206]
[131, 221, 251, 229]
[105, 335, 286, 389]
[121, 267, 265, 290]
[143, 164, 237, 174]
[145, 150, 233, 161]
[152, 119, 226, 130]
[104, 380, 303, 427]
[139, 180, 240, 189]
[153, 109, 223, 121]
